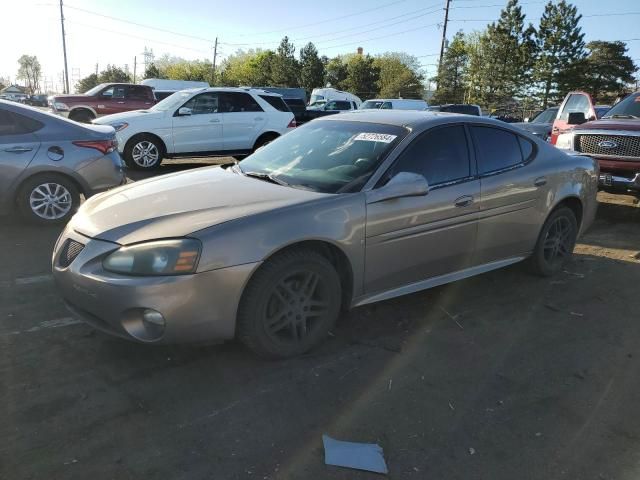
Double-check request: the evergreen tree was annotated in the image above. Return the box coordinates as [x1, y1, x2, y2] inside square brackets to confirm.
[76, 73, 99, 93]
[299, 42, 325, 93]
[324, 57, 347, 89]
[271, 36, 299, 87]
[433, 31, 468, 104]
[144, 63, 161, 79]
[533, 0, 585, 107]
[578, 41, 638, 103]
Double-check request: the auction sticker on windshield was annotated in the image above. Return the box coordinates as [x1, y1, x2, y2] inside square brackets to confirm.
[354, 133, 397, 143]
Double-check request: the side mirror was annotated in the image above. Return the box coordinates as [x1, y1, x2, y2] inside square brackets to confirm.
[177, 107, 192, 116]
[524, 117, 530, 123]
[367, 172, 429, 204]
[567, 111, 587, 125]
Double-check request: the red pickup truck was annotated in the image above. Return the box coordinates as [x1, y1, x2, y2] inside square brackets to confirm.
[553, 91, 640, 196]
[50, 83, 156, 123]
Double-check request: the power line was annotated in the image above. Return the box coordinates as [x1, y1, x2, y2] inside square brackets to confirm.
[320, 22, 441, 50]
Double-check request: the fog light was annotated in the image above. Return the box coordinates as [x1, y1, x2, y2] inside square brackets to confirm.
[143, 309, 165, 327]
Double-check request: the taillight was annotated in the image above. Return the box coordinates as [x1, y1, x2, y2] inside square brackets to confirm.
[73, 139, 117, 155]
[287, 118, 297, 128]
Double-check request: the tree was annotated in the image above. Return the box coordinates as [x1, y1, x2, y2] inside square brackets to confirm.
[163, 60, 212, 81]
[17, 55, 42, 94]
[271, 36, 299, 87]
[342, 54, 380, 100]
[76, 73, 99, 93]
[144, 63, 162, 79]
[577, 41, 638, 103]
[374, 53, 424, 99]
[98, 65, 131, 83]
[433, 32, 468, 104]
[533, 0, 586, 107]
[299, 42, 325, 93]
[324, 57, 348, 89]
[220, 49, 274, 86]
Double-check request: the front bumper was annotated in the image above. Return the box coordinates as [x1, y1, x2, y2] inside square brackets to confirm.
[598, 172, 640, 193]
[76, 151, 127, 195]
[52, 228, 259, 344]
[50, 108, 69, 118]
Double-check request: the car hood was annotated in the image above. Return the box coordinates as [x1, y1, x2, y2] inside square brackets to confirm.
[52, 94, 91, 103]
[94, 109, 162, 124]
[71, 166, 327, 244]
[575, 118, 640, 132]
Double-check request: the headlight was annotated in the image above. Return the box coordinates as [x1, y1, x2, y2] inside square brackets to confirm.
[111, 122, 129, 132]
[53, 102, 69, 111]
[103, 239, 201, 276]
[555, 133, 574, 150]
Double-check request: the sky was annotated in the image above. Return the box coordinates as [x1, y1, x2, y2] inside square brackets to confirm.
[1, 0, 639, 93]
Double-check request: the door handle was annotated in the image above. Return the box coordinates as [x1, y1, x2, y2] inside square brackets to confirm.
[209, 118, 221, 123]
[534, 176, 547, 187]
[454, 195, 474, 208]
[4, 146, 33, 153]
[117, 101, 125, 104]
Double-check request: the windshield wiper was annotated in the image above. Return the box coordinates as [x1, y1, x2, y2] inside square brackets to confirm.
[242, 171, 290, 187]
[603, 114, 640, 119]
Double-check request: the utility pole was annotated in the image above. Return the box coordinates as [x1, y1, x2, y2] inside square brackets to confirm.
[95, 63, 98, 76]
[59, 0, 70, 94]
[133, 56, 137, 83]
[211, 37, 218, 86]
[437, 0, 451, 89]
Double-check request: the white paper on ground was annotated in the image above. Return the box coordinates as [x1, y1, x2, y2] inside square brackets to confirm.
[322, 434, 388, 474]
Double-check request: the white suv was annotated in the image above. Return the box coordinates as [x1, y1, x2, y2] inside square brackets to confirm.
[94, 87, 296, 169]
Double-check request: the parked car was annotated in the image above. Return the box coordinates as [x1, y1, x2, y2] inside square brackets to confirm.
[93, 87, 296, 169]
[140, 78, 210, 101]
[513, 106, 559, 141]
[555, 91, 640, 196]
[300, 98, 360, 124]
[53, 110, 597, 357]
[550, 91, 610, 144]
[361, 99, 428, 110]
[25, 94, 49, 107]
[50, 83, 156, 123]
[0, 100, 125, 224]
[308, 88, 362, 110]
[429, 104, 482, 116]
[252, 87, 307, 124]
[488, 109, 523, 123]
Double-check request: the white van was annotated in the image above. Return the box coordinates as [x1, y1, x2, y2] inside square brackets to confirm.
[360, 98, 428, 111]
[308, 88, 362, 110]
[140, 78, 210, 101]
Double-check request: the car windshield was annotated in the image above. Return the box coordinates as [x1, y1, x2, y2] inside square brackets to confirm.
[361, 101, 385, 109]
[309, 94, 324, 105]
[84, 83, 109, 96]
[602, 93, 640, 118]
[238, 120, 407, 194]
[150, 91, 193, 112]
[531, 107, 558, 124]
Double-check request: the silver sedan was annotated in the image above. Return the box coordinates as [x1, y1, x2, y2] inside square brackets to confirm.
[52, 111, 598, 357]
[0, 100, 125, 223]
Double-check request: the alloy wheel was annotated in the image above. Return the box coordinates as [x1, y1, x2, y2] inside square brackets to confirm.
[131, 141, 159, 168]
[264, 270, 330, 345]
[542, 216, 573, 264]
[29, 183, 72, 220]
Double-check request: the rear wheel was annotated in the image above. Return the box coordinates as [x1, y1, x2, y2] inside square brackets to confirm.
[17, 174, 80, 224]
[529, 206, 578, 276]
[123, 135, 164, 169]
[237, 249, 341, 358]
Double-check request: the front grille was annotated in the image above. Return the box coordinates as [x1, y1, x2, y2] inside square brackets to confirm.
[576, 134, 640, 158]
[58, 239, 85, 268]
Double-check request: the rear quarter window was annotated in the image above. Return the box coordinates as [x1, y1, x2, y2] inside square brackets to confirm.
[259, 95, 291, 112]
[0, 109, 44, 136]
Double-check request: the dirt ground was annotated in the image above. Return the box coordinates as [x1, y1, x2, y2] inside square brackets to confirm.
[1, 159, 640, 480]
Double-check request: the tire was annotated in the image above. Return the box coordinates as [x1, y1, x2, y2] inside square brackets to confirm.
[253, 134, 278, 152]
[237, 248, 342, 359]
[17, 174, 80, 225]
[123, 135, 164, 170]
[69, 110, 94, 123]
[529, 206, 578, 277]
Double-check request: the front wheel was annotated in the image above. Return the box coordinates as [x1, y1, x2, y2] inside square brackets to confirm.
[123, 135, 163, 169]
[529, 206, 578, 276]
[237, 249, 342, 358]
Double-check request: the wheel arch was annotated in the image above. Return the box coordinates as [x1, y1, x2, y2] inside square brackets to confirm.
[13, 169, 89, 204]
[551, 195, 583, 230]
[125, 132, 168, 157]
[253, 131, 280, 150]
[68, 106, 97, 119]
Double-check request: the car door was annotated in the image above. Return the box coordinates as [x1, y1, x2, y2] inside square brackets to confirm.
[97, 85, 129, 116]
[220, 92, 266, 151]
[470, 125, 544, 266]
[0, 109, 41, 207]
[550, 92, 595, 144]
[364, 124, 480, 294]
[171, 92, 223, 153]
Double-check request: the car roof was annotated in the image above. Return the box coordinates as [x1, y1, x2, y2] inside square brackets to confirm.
[365, 98, 426, 102]
[315, 109, 508, 128]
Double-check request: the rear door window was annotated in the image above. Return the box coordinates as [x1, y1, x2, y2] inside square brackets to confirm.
[471, 126, 524, 174]
[127, 86, 150, 100]
[219, 92, 263, 113]
[385, 125, 471, 186]
[0, 109, 44, 136]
